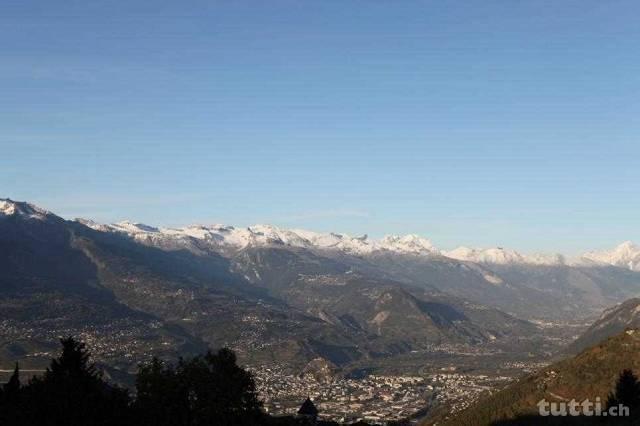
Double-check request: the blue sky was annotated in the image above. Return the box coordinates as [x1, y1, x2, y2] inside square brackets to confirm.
[2, 1, 639, 254]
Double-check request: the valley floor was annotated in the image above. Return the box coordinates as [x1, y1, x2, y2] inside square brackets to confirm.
[0, 303, 594, 424]
[247, 320, 586, 424]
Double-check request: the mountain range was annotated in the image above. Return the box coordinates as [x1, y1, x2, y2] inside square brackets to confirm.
[72, 208, 640, 271]
[3, 197, 640, 383]
[68, 202, 640, 322]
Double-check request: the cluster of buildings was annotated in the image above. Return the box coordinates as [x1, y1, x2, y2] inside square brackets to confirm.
[251, 360, 544, 423]
[251, 364, 430, 423]
[426, 372, 511, 414]
[500, 360, 550, 374]
[0, 318, 174, 370]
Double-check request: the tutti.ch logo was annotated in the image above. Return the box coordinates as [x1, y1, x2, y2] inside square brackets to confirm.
[537, 397, 629, 417]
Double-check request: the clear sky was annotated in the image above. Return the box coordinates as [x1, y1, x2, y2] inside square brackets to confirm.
[2, 1, 639, 254]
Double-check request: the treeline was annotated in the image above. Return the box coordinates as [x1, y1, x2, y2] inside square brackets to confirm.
[0, 337, 339, 426]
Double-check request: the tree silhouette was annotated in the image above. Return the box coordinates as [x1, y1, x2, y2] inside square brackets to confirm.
[19, 337, 131, 426]
[607, 369, 640, 414]
[0, 338, 353, 426]
[0, 363, 21, 425]
[134, 348, 263, 426]
[135, 357, 188, 426]
[3, 363, 20, 402]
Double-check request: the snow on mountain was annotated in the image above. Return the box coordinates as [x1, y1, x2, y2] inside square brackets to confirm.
[378, 234, 437, 255]
[75, 218, 113, 232]
[526, 252, 567, 266]
[0, 200, 18, 216]
[291, 229, 375, 255]
[443, 246, 565, 266]
[246, 224, 313, 248]
[262, 229, 438, 256]
[111, 221, 161, 234]
[75, 214, 583, 266]
[0, 198, 53, 221]
[580, 242, 640, 271]
[444, 247, 523, 264]
[77, 217, 441, 257]
[0, 196, 616, 269]
[79, 220, 310, 252]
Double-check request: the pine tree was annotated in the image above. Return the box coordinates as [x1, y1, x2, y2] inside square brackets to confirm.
[135, 357, 188, 426]
[0, 362, 21, 425]
[134, 348, 263, 426]
[49, 337, 99, 380]
[2, 339, 269, 426]
[20, 337, 131, 426]
[3, 363, 20, 401]
[607, 369, 640, 413]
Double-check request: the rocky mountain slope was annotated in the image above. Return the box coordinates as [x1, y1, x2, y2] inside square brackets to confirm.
[566, 298, 640, 355]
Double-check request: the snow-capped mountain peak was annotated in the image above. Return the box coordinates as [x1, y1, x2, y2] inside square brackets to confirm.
[444, 246, 523, 264]
[0, 199, 18, 216]
[72, 214, 573, 265]
[580, 242, 640, 271]
[75, 218, 113, 232]
[246, 224, 312, 248]
[111, 221, 161, 234]
[0, 198, 53, 221]
[79, 218, 441, 257]
[378, 234, 437, 254]
[290, 229, 375, 254]
[443, 246, 565, 266]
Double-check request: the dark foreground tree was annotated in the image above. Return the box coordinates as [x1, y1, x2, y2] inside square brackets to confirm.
[0, 338, 350, 426]
[17, 337, 131, 426]
[607, 369, 640, 415]
[134, 347, 263, 426]
[3, 363, 20, 403]
[0, 363, 21, 424]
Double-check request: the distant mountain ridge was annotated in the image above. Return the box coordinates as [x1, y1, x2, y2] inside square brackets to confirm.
[78, 219, 439, 257]
[69, 204, 640, 270]
[581, 241, 640, 272]
[3, 198, 638, 270]
[67, 202, 640, 322]
[443, 246, 566, 266]
[5, 198, 640, 324]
